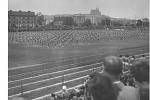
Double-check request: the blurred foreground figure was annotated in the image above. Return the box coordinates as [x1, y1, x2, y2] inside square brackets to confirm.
[130, 59, 149, 100]
[87, 72, 118, 100]
[103, 56, 139, 100]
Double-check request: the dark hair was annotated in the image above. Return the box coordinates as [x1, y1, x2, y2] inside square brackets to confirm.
[130, 59, 149, 83]
[51, 93, 55, 97]
[104, 56, 123, 76]
[119, 55, 122, 57]
[87, 73, 119, 100]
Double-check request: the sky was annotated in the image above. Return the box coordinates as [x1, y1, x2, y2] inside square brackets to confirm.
[8, 0, 149, 19]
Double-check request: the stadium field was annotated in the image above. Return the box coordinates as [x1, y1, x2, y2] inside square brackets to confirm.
[8, 30, 149, 68]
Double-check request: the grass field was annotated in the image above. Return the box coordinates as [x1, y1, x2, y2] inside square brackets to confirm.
[9, 39, 149, 68]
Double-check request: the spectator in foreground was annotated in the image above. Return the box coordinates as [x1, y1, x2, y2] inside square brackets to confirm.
[103, 56, 139, 100]
[130, 59, 149, 100]
[61, 85, 69, 100]
[87, 72, 118, 100]
[103, 56, 124, 88]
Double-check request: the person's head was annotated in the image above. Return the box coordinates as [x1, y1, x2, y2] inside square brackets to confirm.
[132, 55, 135, 59]
[142, 55, 145, 58]
[130, 59, 149, 85]
[87, 73, 118, 100]
[62, 85, 67, 91]
[130, 59, 149, 100]
[51, 93, 55, 97]
[103, 56, 123, 78]
[125, 55, 129, 58]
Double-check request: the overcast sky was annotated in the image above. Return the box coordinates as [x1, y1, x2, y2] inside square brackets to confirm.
[8, 0, 149, 19]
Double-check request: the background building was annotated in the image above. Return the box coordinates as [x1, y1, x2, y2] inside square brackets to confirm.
[52, 8, 103, 27]
[53, 15, 75, 27]
[90, 8, 101, 16]
[43, 15, 54, 25]
[73, 14, 86, 26]
[8, 10, 36, 31]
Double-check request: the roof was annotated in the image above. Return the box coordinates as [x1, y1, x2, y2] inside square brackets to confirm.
[8, 10, 35, 17]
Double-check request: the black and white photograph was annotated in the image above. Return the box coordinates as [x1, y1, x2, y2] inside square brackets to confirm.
[8, 0, 149, 100]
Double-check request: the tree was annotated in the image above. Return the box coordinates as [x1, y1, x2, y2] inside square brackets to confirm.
[36, 12, 45, 27]
[142, 18, 149, 28]
[101, 19, 106, 27]
[63, 17, 75, 26]
[111, 20, 123, 28]
[101, 18, 111, 29]
[136, 19, 142, 28]
[105, 18, 111, 28]
[83, 19, 92, 27]
[97, 22, 105, 29]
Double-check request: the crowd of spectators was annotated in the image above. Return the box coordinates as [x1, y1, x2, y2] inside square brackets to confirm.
[8, 29, 148, 48]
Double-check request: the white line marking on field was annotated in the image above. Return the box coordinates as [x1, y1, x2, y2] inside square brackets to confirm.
[8, 54, 104, 78]
[135, 56, 149, 60]
[9, 62, 77, 78]
[9, 66, 100, 90]
[8, 75, 88, 98]
[134, 53, 149, 57]
[9, 52, 149, 71]
[8, 53, 102, 70]
[8, 53, 149, 99]
[9, 52, 149, 88]
[9, 62, 102, 83]
[9, 52, 148, 80]
[9, 53, 149, 87]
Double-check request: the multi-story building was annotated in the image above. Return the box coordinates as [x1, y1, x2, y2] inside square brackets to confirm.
[72, 14, 86, 26]
[52, 8, 103, 27]
[85, 8, 102, 25]
[90, 8, 101, 16]
[8, 10, 36, 31]
[53, 15, 74, 26]
[84, 14, 103, 25]
[43, 15, 54, 25]
[84, 14, 96, 25]
[53, 16, 65, 26]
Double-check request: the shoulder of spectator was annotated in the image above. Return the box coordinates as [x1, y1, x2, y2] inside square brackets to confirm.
[118, 86, 139, 100]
